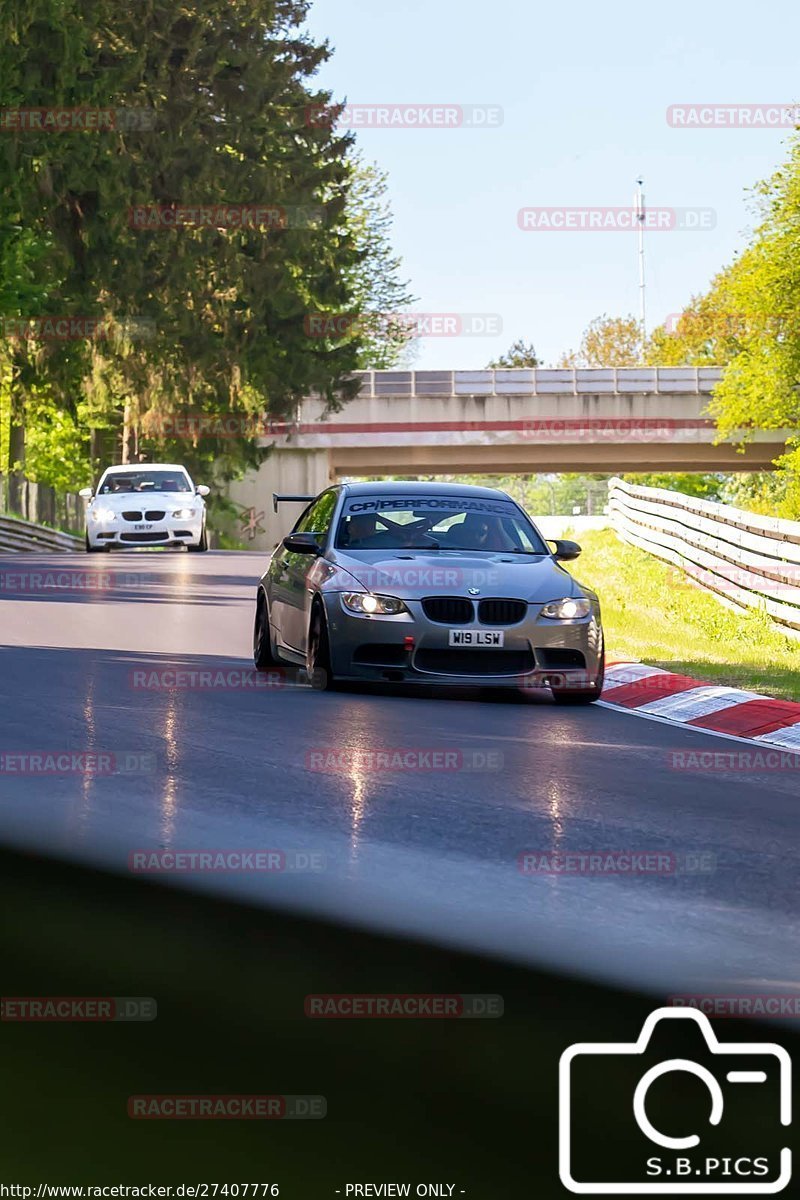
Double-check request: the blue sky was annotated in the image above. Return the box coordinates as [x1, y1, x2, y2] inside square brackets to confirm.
[303, 0, 800, 369]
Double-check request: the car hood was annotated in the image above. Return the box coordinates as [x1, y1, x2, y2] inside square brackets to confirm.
[90, 492, 201, 510]
[327, 549, 592, 603]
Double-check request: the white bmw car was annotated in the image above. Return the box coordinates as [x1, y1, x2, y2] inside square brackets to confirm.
[80, 464, 210, 552]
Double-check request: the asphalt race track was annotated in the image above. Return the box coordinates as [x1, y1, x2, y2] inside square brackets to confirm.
[1, 550, 798, 1000]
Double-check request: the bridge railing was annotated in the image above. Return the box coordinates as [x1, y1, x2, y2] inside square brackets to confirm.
[347, 367, 723, 399]
[608, 476, 800, 636]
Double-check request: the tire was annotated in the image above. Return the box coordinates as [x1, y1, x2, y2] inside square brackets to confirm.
[551, 688, 602, 706]
[253, 591, 279, 670]
[187, 524, 208, 552]
[85, 533, 106, 553]
[307, 600, 338, 691]
[551, 651, 604, 706]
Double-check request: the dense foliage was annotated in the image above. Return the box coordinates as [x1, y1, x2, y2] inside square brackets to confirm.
[0, 0, 411, 501]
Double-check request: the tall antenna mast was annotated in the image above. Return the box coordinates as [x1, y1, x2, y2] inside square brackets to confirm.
[634, 177, 647, 352]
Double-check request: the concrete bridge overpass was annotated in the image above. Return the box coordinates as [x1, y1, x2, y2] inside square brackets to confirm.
[228, 367, 789, 548]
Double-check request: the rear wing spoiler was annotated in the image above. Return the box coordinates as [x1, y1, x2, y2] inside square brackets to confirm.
[272, 493, 316, 513]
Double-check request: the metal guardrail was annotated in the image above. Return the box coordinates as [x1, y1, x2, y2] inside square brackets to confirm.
[608, 476, 800, 636]
[346, 367, 724, 399]
[0, 513, 82, 553]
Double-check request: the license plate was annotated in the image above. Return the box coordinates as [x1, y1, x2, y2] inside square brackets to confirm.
[449, 629, 504, 647]
[134, 523, 153, 531]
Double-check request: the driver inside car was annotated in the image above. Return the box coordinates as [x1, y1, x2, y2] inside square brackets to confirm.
[342, 513, 381, 548]
[448, 513, 512, 551]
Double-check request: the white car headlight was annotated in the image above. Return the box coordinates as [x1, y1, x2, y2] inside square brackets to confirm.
[539, 597, 591, 620]
[91, 507, 116, 523]
[341, 592, 408, 616]
[171, 508, 196, 520]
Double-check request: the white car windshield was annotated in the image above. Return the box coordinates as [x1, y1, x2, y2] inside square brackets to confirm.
[335, 495, 548, 553]
[98, 470, 193, 495]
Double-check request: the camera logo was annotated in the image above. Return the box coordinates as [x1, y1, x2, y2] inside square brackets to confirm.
[559, 1007, 791, 1193]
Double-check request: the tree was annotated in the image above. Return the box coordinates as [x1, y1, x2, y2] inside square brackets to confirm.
[487, 338, 540, 368]
[646, 134, 800, 514]
[719, 472, 800, 520]
[644, 269, 771, 367]
[330, 157, 416, 369]
[622, 473, 725, 500]
[0, 0, 401, 500]
[558, 314, 643, 367]
[703, 141, 800, 476]
[0, 222, 60, 506]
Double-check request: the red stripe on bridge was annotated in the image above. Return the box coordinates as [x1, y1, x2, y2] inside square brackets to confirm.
[288, 418, 714, 436]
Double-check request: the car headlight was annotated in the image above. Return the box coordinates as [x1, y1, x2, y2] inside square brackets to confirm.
[91, 507, 116, 523]
[171, 508, 196, 519]
[539, 597, 591, 620]
[341, 592, 408, 616]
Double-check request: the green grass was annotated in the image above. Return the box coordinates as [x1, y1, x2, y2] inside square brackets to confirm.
[569, 528, 800, 701]
[216, 531, 249, 550]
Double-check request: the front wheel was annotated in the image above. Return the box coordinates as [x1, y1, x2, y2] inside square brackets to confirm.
[85, 533, 106, 553]
[551, 688, 602, 706]
[187, 524, 208, 552]
[307, 601, 338, 690]
[551, 649, 604, 705]
[253, 591, 278, 670]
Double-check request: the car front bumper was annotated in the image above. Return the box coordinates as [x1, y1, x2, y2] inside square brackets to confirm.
[87, 513, 204, 549]
[323, 593, 603, 689]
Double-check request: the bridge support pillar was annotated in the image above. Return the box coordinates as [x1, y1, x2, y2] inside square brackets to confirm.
[226, 449, 332, 551]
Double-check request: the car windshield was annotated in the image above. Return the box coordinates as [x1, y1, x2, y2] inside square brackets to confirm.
[335, 495, 548, 553]
[98, 470, 192, 494]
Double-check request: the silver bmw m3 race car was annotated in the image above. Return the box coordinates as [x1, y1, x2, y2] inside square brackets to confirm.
[253, 481, 604, 702]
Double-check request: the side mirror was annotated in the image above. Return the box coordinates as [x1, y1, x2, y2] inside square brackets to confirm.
[282, 532, 322, 556]
[78, 488, 94, 500]
[551, 539, 581, 562]
[196, 485, 210, 497]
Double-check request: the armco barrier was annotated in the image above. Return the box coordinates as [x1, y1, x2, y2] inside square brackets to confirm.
[0, 512, 82, 553]
[608, 476, 800, 636]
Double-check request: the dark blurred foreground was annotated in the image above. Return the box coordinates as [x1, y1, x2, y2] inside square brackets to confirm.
[0, 845, 795, 1194]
